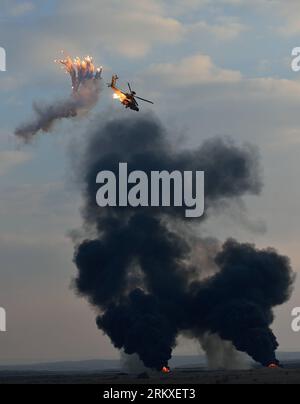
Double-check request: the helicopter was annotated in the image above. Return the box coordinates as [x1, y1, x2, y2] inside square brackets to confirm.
[108, 75, 154, 112]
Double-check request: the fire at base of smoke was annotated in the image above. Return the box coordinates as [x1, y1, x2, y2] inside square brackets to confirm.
[96, 163, 205, 218]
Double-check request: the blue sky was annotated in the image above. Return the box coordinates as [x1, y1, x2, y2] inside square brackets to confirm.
[1, 0, 300, 364]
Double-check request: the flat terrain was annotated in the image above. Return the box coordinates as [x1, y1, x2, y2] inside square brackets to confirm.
[0, 367, 299, 384]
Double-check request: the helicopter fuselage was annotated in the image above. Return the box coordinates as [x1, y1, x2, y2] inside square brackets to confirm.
[122, 94, 140, 111]
[109, 76, 152, 112]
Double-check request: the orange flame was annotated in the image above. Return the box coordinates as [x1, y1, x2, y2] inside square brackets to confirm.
[162, 366, 171, 374]
[113, 92, 127, 103]
[268, 363, 279, 369]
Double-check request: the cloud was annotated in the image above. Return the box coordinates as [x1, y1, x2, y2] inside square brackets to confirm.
[0, 76, 24, 92]
[210, 0, 300, 37]
[9, 1, 35, 17]
[0, 0, 248, 72]
[2, 0, 35, 17]
[160, 0, 209, 16]
[247, 77, 300, 99]
[141, 51, 300, 155]
[275, 1, 300, 36]
[0, 151, 30, 176]
[160, 1, 248, 41]
[188, 17, 248, 41]
[0, 0, 185, 70]
[162, 0, 300, 38]
[146, 54, 242, 86]
[144, 51, 300, 102]
[56, 0, 185, 58]
[0, 181, 77, 217]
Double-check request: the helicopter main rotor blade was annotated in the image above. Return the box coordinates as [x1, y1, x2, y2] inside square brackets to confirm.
[135, 96, 154, 104]
[128, 83, 133, 93]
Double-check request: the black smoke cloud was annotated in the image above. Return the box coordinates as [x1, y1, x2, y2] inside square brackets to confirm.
[15, 80, 100, 143]
[73, 114, 294, 370]
[190, 239, 294, 366]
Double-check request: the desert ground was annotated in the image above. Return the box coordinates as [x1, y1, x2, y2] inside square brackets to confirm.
[0, 366, 300, 384]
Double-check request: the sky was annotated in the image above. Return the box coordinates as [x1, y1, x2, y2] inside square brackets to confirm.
[0, 0, 300, 364]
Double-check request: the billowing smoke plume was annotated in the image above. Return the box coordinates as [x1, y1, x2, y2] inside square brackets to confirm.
[190, 239, 294, 367]
[200, 333, 250, 370]
[120, 351, 149, 374]
[73, 114, 294, 370]
[15, 55, 102, 143]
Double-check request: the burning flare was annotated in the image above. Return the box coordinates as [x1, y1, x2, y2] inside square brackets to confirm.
[55, 51, 102, 93]
[15, 52, 103, 143]
[162, 366, 171, 374]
